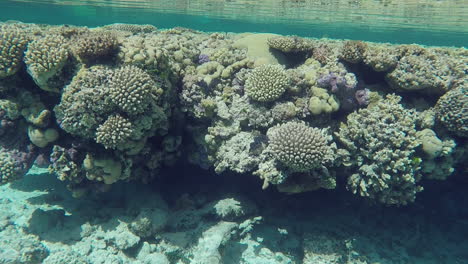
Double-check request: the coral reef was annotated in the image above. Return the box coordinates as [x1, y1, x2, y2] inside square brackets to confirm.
[24, 34, 69, 92]
[102, 23, 157, 33]
[339, 40, 367, 63]
[245, 64, 289, 102]
[0, 25, 30, 78]
[386, 46, 464, 94]
[267, 35, 313, 53]
[434, 86, 467, 137]
[108, 65, 160, 115]
[0, 22, 465, 209]
[71, 31, 119, 64]
[335, 94, 422, 205]
[95, 115, 133, 149]
[0, 147, 37, 185]
[267, 121, 332, 172]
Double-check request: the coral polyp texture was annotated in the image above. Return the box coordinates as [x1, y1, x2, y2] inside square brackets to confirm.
[340, 40, 367, 63]
[336, 94, 422, 206]
[24, 34, 69, 92]
[0, 22, 466, 207]
[96, 115, 133, 149]
[245, 64, 289, 102]
[267, 121, 331, 172]
[0, 25, 29, 78]
[72, 31, 119, 64]
[108, 65, 158, 115]
[267, 36, 313, 53]
[435, 86, 467, 137]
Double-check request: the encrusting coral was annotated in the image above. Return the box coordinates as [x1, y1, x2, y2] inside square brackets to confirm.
[244, 64, 289, 102]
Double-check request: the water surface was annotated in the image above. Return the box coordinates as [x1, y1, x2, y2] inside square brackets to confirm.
[1, 0, 467, 46]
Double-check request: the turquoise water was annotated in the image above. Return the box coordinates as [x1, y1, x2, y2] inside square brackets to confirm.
[1, 0, 468, 46]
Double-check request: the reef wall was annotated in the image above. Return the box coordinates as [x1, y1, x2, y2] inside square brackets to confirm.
[0, 21, 466, 206]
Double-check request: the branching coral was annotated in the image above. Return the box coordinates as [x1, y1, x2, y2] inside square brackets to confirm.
[0, 147, 37, 185]
[72, 31, 119, 64]
[55, 66, 114, 138]
[267, 36, 313, 53]
[244, 64, 289, 102]
[109, 65, 160, 115]
[102, 23, 156, 34]
[96, 115, 133, 149]
[434, 86, 467, 137]
[335, 94, 423, 206]
[267, 121, 332, 172]
[24, 34, 69, 92]
[0, 25, 29, 78]
[340, 40, 367, 63]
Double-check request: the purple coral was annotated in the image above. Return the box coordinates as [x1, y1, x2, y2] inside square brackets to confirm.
[198, 54, 210, 64]
[317, 72, 369, 110]
[317, 72, 354, 92]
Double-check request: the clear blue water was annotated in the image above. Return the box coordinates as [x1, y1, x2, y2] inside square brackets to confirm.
[1, 0, 467, 46]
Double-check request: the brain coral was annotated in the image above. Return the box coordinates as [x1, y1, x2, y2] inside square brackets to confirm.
[72, 31, 119, 64]
[24, 34, 69, 91]
[267, 121, 331, 172]
[96, 115, 133, 149]
[434, 86, 467, 137]
[108, 65, 158, 115]
[0, 25, 29, 78]
[245, 64, 289, 102]
[335, 94, 422, 206]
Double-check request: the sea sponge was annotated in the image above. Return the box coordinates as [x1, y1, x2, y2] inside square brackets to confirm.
[0, 25, 29, 78]
[24, 34, 69, 92]
[95, 115, 133, 149]
[335, 94, 422, 206]
[340, 40, 367, 63]
[72, 31, 119, 64]
[267, 36, 313, 53]
[434, 86, 467, 137]
[267, 121, 331, 172]
[108, 65, 159, 115]
[245, 64, 289, 102]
